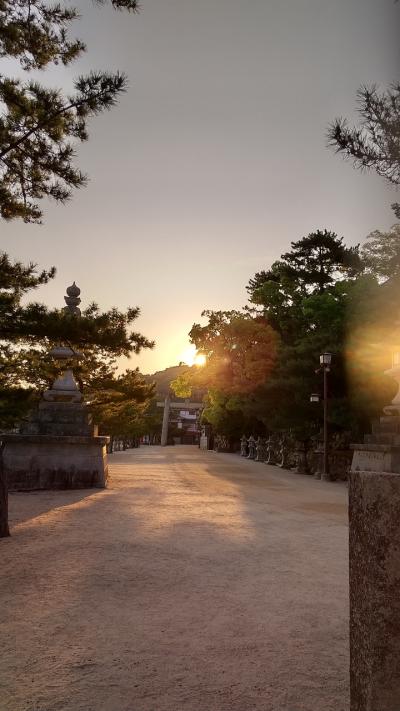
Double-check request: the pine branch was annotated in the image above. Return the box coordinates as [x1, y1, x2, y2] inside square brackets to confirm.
[0, 72, 127, 221]
[0, 72, 127, 159]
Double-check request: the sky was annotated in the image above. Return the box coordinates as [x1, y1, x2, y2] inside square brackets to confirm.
[1, 0, 399, 373]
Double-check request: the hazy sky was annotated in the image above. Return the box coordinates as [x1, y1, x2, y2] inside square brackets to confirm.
[2, 0, 399, 373]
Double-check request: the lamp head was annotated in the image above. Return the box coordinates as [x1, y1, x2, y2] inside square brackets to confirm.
[320, 352, 332, 366]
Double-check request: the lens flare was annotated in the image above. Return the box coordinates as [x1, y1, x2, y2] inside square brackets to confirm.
[194, 353, 206, 366]
[179, 345, 206, 367]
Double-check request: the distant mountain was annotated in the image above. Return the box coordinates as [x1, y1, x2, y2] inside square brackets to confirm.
[144, 364, 205, 401]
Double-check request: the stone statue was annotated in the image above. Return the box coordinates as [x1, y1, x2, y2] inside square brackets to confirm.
[247, 435, 256, 460]
[255, 436, 264, 462]
[240, 435, 247, 457]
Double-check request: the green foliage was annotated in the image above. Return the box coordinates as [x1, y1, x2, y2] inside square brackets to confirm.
[139, 396, 164, 438]
[201, 389, 264, 443]
[174, 310, 278, 441]
[88, 369, 155, 439]
[145, 364, 197, 398]
[188, 310, 279, 395]
[0, 252, 154, 430]
[247, 230, 362, 343]
[361, 225, 400, 280]
[196, 228, 400, 440]
[0, 0, 138, 222]
[170, 372, 193, 398]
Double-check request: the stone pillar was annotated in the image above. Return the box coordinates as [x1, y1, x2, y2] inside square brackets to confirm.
[349, 470, 400, 711]
[161, 395, 170, 446]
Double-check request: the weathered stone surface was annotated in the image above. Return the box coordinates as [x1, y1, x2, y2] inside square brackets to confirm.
[2, 434, 108, 490]
[22, 401, 97, 437]
[349, 471, 400, 711]
[351, 445, 400, 474]
[351, 416, 400, 474]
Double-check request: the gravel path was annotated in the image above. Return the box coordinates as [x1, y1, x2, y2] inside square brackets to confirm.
[1, 445, 349, 711]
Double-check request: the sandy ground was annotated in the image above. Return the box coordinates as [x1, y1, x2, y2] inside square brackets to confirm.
[1, 446, 349, 711]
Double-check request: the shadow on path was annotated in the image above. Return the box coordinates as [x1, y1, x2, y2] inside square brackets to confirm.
[1, 445, 349, 711]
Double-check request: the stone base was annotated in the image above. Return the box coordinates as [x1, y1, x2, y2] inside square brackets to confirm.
[2, 434, 109, 490]
[352, 415, 400, 474]
[349, 470, 400, 711]
[22, 400, 97, 437]
[351, 444, 400, 474]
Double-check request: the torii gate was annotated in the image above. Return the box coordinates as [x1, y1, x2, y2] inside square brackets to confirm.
[157, 394, 204, 446]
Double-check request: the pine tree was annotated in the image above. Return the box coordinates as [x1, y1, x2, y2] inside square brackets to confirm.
[0, 0, 139, 222]
[361, 225, 400, 281]
[0, 252, 154, 537]
[246, 230, 362, 342]
[328, 83, 400, 218]
[89, 369, 156, 450]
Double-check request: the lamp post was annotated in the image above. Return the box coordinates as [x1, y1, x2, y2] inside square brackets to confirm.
[310, 352, 332, 481]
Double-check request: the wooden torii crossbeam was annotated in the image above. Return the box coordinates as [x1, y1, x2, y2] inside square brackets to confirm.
[157, 395, 204, 446]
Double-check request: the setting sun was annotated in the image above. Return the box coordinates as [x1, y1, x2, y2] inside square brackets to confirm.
[180, 345, 206, 367]
[194, 353, 206, 367]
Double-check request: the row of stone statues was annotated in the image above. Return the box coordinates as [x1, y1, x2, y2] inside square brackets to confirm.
[238, 432, 355, 479]
[240, 434, 295, 468]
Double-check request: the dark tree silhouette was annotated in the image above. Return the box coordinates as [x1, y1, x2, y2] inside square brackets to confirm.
[0, 252, 154, 537]
[328, 83, 400, 217]
[0, 0, 139, 223]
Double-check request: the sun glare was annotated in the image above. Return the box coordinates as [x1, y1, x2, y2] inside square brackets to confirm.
[194, 353, 206, 366]
[180, 345, 206, 367]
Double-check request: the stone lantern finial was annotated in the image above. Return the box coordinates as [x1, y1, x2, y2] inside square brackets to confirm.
[64, 281, 81, 316]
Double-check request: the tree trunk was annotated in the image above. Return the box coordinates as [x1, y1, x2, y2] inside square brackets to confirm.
[0, 442, 10, 538]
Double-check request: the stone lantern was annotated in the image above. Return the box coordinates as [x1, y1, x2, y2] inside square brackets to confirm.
[2, 284, 109, 490]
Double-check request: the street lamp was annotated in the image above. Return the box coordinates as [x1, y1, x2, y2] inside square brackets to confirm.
[320, 352, 332, 368]
[311, 353, 332, 481]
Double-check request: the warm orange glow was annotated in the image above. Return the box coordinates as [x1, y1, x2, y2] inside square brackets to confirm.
[194, 353, 206, 367]
[179, 345, 206, 367]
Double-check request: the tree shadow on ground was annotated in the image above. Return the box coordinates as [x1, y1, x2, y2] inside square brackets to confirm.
[8, 488, 101, 526]
[1, 463, 350, 711]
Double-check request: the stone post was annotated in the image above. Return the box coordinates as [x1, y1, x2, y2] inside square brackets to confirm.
[161, 394, 170, 446]
[0, 443, 9, 537]
[349, 470, 400, 711]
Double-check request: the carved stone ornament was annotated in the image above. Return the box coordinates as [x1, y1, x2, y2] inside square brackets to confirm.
[43, 369, 82, 402]
[64, 281, 81, 316]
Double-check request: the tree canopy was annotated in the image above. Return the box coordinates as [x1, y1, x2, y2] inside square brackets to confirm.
[186, 310, 279, 395]
[0, 0, 139, 222]
[361, 224, 400, 281]
[246, 230, 362, 343]
[0, 252, 154, 430]
[184, 227, 400, 443]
